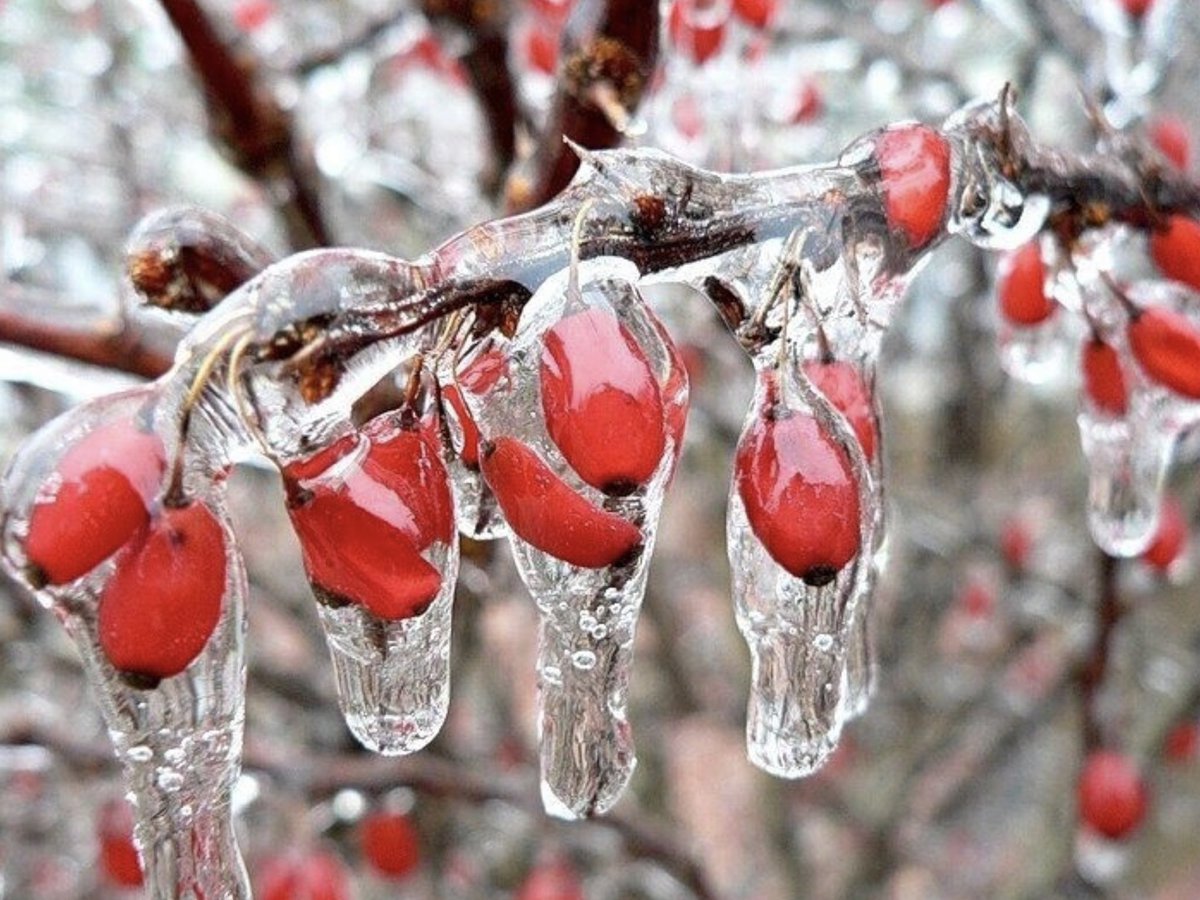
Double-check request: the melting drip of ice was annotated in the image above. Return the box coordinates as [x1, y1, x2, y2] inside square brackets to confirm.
[0, 386, 252, 899]
[465, 259, 687, 818]
[314, 541, 457, 757]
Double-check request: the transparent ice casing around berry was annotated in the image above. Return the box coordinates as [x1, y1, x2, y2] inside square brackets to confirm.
[0, 386, 251, 900]
[294, 426, 460, 757]
[465, 258, 688, 819]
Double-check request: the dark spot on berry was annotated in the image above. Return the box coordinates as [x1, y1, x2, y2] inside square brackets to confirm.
[119, 670, 164, 691]
[802, 565, 839, 588]
[602, 478, 638, 497]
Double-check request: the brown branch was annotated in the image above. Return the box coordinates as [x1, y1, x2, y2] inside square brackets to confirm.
[156, 0, 331, 249]
[0, 303, 172, 380]
[420, 0, 518, 196]
[292, 9, 409, 76]
[1076, 550, 1122, 751]
[507, 0, 661, 212]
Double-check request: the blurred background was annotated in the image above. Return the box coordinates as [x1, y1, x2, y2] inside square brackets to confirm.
[2, 0, 1200, 897]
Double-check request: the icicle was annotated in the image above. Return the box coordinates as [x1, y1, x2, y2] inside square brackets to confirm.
[1, 385, 251, 900]
[466, 257, 687, 819]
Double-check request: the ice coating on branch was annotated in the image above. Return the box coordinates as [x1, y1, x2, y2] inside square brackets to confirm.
[0, 386, 251, 899]
[1075, 280, 1200, 556]
[465, 258, 687, 819]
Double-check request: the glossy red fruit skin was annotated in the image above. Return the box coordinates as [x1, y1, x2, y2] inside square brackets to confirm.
[1142, 495, 1187, 573]
[516, 859, 586, 900]
[1078, 751, 1148, 840]
[257, 850, 351, 900]
[1082, 338, 1128, 417]
[668, 1, 726, 65]
[733, 0, 777, 29]
[97, 502, 227, 681]
[1165, 721, 1200, 764]
[540, 308, 667, 493]
[875, 125, 952, 251]
[998, 243, 1056, 327]
[481, 438, 642, 569]
[24, 420, 165, 586]
[443, 349, 506, 469]
[735, 386, 862, 585]
[97, 799, 143, 888]
[1151, 116, 1191, 171]
[804, 360, 877, 463]
[1149, 215, 1200, 292]
[361, 811, 420, 880]
[1128, 307, 1200, 399]
[286, 417, 452, 620]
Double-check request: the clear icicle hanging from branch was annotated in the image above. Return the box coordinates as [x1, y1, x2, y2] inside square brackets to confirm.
[5, 88, 1200, 851]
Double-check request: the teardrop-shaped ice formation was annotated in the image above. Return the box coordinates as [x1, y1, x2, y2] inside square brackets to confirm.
[1, 386, 252, 899]
[728, 362, 875, 777]
[467, 258, 687, 819]
[283, 407, 459, 756]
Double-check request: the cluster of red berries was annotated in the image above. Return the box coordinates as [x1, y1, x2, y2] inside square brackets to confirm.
[18, 399, 228, 684]
[472, 295, 687, 569]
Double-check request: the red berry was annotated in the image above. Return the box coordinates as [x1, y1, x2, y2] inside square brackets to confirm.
[481, 437, 642, 569]
[1142, 495, 1187, 573]
[1165, 721, 1200, 764]
[958, 578, 995, 619]
[1149, 215, 1200, 293]
[668, 1, 726, 65]
[97, 799, 143, 888]
[997, 243, 1056, 326]
[233, 0, 274, 32]
[527, 0, 572, 22]
[1078, 751, 1148, 840]
[875, 124, 952, 251]
[1082, 337, 1128, 417]
[286, 416, 452, 620]
[1000, 517, 1032, 572]
[540, 308, 667, 493]
[97, 501, 227, 681]
[789, 81, 823, 125]
[257, 850, 352, 900]
[361, 811, 420, 880]
[732, 0, 778, 29]
[735, 380, 861, 585]
[1127, 306, 1200, 399]
[1150, 116, 1191, 171]
[24, 419, 165, 585]
[516, 858, 586, 900]
[443, 349, 507, 468]
[803, 360, 878, 463]
[525, 27, 559, 75]
[1121, 0, 1153, 18]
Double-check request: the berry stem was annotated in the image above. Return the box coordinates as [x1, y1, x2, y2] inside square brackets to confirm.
[1077, 550, 1124, 752]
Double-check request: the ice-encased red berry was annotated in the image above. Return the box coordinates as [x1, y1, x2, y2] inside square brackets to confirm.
[97, 799, 143, 888]
[735, 380, 861, 585]
[97, 501, 227, 681]
[286, 414, 453, 620]
[733, 0, 777, 29]
[525, 26, 558, 75]
[443, 349, 506, 468]
[1082, 337, 1128, 417]
[668, 0, 726, 65]
[1127, 306, 1200, 400]
[481, 437, 642, 569]
[23, 419, 165, 585]
[1142, 495, 1187, 573]
[804, 360, 878, 462]
[875, 124, 952, 251]
[540, 307, 667, 493]
[256, 849, 351, 900]
[1165, 721, 1200, 764]
[361, 811, 420, 880]
[1121, 0, 1153, 18]
[1151, 116, 1191, 172]
[1000, 516, 1032, 572]
[516, 858, 586, 900]
[1149, 215, 1200, 293]
[998, 243, 1056, 327]
[1077, 750, 1148, 840]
